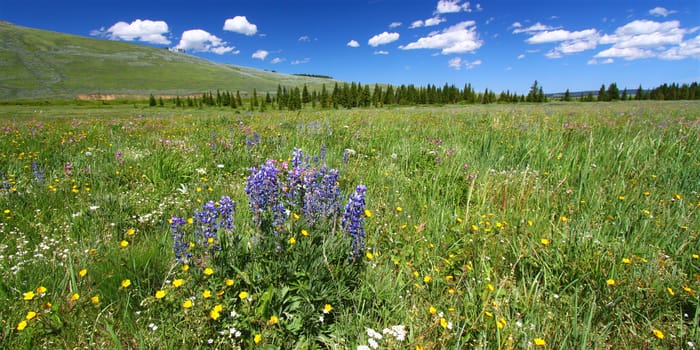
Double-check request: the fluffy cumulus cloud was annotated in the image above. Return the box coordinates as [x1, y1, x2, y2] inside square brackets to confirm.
[174, 29, 236, 54]
[524, 28, 600, 57]
[512, 22, 554, 34]
[400, 21, 483, 54]
[347, 39, 360, 47]
[448, 57, 481, 70]
[368, 32, 400, 47]
[97, 19, 171, 45]
[252, 49, 268, 60]
[389, 22, 402, 28]
[270, 57, 285, 64]
[649, 7, 675, 17]
[436, 0, 473, 14]
[410, 16, 445, 28]
[223, 16, 258, 35]
[374, 50, 389, 55]
[597, 19, 696, 60]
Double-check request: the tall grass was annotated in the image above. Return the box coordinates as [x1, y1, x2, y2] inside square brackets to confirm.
[1, 101, 698, 349]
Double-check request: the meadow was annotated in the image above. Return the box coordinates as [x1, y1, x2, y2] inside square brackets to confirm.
[0, 101, 698, 349]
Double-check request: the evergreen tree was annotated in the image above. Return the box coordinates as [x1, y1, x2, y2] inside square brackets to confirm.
[621, 88, 628, 101]
[563, 89, 571, 101]
[302, 85, 310, 105]
[597, 84, 608, 102]
[526, 80, 541, 102]
[149, 94, 157, 107]
[320, 84, 329, 108]
[607, 83, 620, 101]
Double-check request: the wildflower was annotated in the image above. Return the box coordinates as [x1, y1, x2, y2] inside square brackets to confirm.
[560, 216, 568, 223]
[182, 264, 190, 271]
[343, 185, 368, 261]
[36, 286, 47, 295]
[120, 279, 131, 288]
[487, 283, 495, 292]
[182, 300, 193, 309]
[607, 279, 615, 286]
[667, 288, 675, 296]
[254, 334, 262, 344]
[23, 291, 35, 301]
[210, 309, 220, 320]
[70, 293, 80, 301]
[540, 238, 549, 246]
[239, 291, 249, 300]
[204, 267, 214, 276]
[203, 290, 212, 299]
[119, 240, 129, 248]
[155, 290, 166, 299]
[366, 251, 374, 260]
[301, 229, 309, 237]
[497, 318, 507, 329]
[534, 338, 546, 346]
[364, 209, 372, 218]
[25, 311, 37, 320]
[429, 306, 437, 315]
[79, 269, 87, 277]
[653, 329, 664, 339]
[423, 275, 432, 283]
[440, 318, 448, 328]
[268, 315, 279, 325]
[225, 279, 234, 286]
[622, 258, 631, 264]
[289, 236, 296, 245]
[368, 338, 379, 349]
[323, 304, 333, 314]
[16, 320, 27, 331]
[172, 279, 184, 287]
[127, 229, 135, 236]
[396, 206, 403, 213]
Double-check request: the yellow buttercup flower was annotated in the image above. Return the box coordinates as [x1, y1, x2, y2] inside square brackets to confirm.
[25, 311, 37, 320]
[127, 228, 135, 236]
[172, 279, 184, 287]
[70, 293, 80, 301]
[254, 334, 262, 344]
[16, 320, 28, 331]
[268, 315, 279, 325]
[78, 269, 87, 277]
[202, 290, 212, 299]
[155, 290, 166, 299]
[225, 279, 234, 286]
[182, 299, 193, 309]
[204, 267, 214, 276]
[653, 329, 664, 339]
[534, 338, 546, 346]
[323, 304, 333, 314]
[121, 279, 131, 288]
[23, 291, 35, 301]
[36, 286, 47, 294]
[607, 279, 615, 286]
[239, 291, 249, 300]
[289, 237, 296, 245]
[119, 240, 129, 248]
[364, 209, 372, 218]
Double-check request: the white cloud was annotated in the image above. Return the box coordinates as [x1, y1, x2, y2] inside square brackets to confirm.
[659, 34, 700, 60]
[425, 16, 446, 27]
[223, 16, 258, 36]
[587, 58, 614, 65]
[174, 29, 235, 54]
[291, 58, 310, 65]
[298, 35, 310, 42]
[526, 28, 598, 44]
[512, 22, 554, 34]
[517, 54, 525, 59]
[436, 0, 472, 14]
[594, 47, 655, 60]
[389, 22, 402, 28]
[410, 20, 424, 28]
[448, 57, 481, 70]
[368, 32, 400, 47]
[595, 19, 696, 60]
[649, 7, 675, 17]
[252, 50, 268, 60]
[99, 19, 171, 45]
[270, 57, 285, 64]
[347, 39, 360, 47]
[374, 50, 389, 55]
[400, 21, 483, 54]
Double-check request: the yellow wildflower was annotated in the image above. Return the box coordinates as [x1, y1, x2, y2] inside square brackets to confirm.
[653, 329, 664, 339]
[204, 267, 214, 276]
[119, 240, 129, 248]
[534, 338, 546, 346]
[254, 334, 262, 344]
[70, 293, 80, 301]
[202, 290, 212, 299]
[23, 291, 35, 301]
[79, 269, 88, 277]
[91, 295, 100, 304]
[120, 279, 131, 288]
[239, 291, 249, 300]
[323, 304, 333, 314]
[155, 290, 166, 299]
[172, 279, 184, 287]
[607, 279, 615, 286]
[25, 311, 37, 320]
[268, 315, 279, 325]
[289, 237, 296, 245]
[225, 279, 234, 286]
[16, 320, 27, 331]
[182, 299, 193, 309]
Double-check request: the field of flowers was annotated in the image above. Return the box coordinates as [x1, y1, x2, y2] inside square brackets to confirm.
[1, 101, 698, 349]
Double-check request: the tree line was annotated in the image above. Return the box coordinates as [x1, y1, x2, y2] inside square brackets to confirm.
[148, 80, 700, 110]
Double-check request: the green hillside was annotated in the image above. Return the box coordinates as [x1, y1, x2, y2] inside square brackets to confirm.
[0, 21, 337, 101]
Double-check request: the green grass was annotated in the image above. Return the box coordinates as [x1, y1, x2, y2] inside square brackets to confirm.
[0, 21, 336, 101]
[0, 101, 698, 349]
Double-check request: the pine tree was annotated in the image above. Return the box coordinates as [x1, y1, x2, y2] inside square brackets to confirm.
[149, 94, 157, 107]
[607, 83, 620, 101]
[597, 84, 608, 102]
[563, 89, 571, 102]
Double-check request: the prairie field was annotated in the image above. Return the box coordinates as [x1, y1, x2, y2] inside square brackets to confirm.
[0, 101, 698, 349]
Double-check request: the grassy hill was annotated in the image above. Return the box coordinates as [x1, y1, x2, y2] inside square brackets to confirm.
[0, 21, 337, 101]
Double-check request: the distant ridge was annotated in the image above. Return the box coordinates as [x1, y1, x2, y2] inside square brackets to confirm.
[0, 21, 337, 101]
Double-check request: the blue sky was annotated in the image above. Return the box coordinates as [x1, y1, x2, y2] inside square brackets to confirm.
[2, 0, 699, 94]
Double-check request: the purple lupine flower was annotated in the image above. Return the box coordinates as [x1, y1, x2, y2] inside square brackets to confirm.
[245, 160, 282, 233]
[194, 200, 220, 248]
[31, 161, 45, 183]
[342, 184, 367, 261]
[170, 216, 189, 263]
[303, 166, 341, 225]
[285, 148, 306, 206]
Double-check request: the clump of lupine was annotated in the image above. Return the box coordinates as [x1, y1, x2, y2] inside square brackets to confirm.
[342, 184, 367, 261]
[169, 195, 235, 264]
[173, 147, 367, 262]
